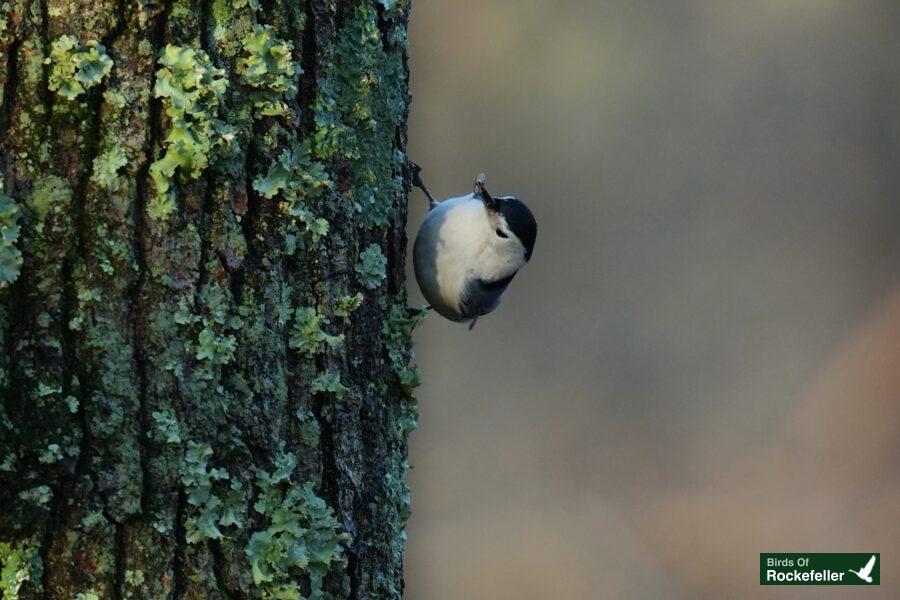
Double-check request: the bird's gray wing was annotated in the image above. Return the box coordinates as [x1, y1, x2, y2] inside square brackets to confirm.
[458, 274, 516, 320]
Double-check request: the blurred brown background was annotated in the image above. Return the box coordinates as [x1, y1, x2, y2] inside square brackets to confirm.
[402, 1, 900, 598]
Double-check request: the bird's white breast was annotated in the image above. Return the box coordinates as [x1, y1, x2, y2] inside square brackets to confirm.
[413, 194, 525, 321]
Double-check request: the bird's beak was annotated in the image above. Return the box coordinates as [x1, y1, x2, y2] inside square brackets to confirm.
[475, 173, 501, 211]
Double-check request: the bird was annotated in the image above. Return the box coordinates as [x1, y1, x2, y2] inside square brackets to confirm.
[409, 162, 537, 329]
[848, 555, 876, 583]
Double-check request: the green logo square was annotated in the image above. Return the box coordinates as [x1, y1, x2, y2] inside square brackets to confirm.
[760, 553, 880, 585]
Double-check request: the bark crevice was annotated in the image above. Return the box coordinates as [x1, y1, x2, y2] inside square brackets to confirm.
[171, 489, 188, 600]
[128, 0, 170, 515]
[38, 0, 55, 139]
[64, 5, 131, 513]
[112, 523, 127, 600]
[296, 0, 318, 133]
[209, 539, 243, 600]
[37, 495, 64, 599]
[237, 121, 264, 294]
[0, 37, 21, 147]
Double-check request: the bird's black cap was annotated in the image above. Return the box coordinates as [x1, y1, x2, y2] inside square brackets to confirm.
[497, 197, 537, 261]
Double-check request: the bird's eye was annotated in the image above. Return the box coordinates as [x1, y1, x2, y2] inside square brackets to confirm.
[496, 229, 509, 239]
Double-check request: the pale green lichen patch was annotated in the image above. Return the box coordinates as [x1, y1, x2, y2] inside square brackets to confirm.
[254, 141, 329, 201]
[27, 175, 71, 222]
[289, 307, 343, 356]
[247, 449, 348, 597]
[0, 178, 22, 286]
[0, 540, 41, 598]
[239, 26, 297, 92]
[238, 24, 299, 116]
[378, 0, 408, 11]
[175, 297, 243, 367]
[149, 45, 236, 220]
[18, 484, 52, 506]
[310, 370, 349, 399]
[355, 243, 386, 289]
[37, 443, 63, 464]
[46, 35, 114, 100]
[180, 442, 246, 543]
[382, 304, 426, 391]
[90, 147, 128, 192]
[254, 140, 331, 241]
[294, 408, 321, 449]
[194, 325, 238, 365]
[122, 569, 145, 599]
[334, 293, 363, 318]
[151, 409, 182, 445]
[311, 5, 407, 230]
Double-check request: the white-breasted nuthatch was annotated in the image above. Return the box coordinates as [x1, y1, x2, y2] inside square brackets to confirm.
[410, 163, 537, 329]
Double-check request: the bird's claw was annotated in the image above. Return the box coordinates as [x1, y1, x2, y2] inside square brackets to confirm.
[408, 160, 437, 208]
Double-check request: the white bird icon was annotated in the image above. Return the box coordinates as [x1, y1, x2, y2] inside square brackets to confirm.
[848, 555, 877, 583]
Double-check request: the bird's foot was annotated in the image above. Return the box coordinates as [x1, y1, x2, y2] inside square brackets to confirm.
[408, 160, 438, 208]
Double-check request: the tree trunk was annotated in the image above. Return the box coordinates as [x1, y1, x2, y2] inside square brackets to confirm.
[0, 0, 418, 597]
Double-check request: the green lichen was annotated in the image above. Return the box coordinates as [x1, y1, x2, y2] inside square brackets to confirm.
[149, 45, 236, 220]
[180, 442, 246, 543]
[382, 304, 426, 391]
[68, 315, 84, 331]
[0, 178, 21, 286]
[123, 570, 145, 599]
[38, 382, 61, 397]
[46, 35, 114, 100]
[151, 409, 182, 444]
[238, 24, 299, 116]
[334, 293, 363, 318]
[0, 3, 9, 34]
[137, 39, 152, 58]
[195, 325, 237, 365]
[311, 5, 407, 229]
[77, 287, 101, 303]
[378, 0, 408, 10]
[182, 443, 227, 505]
[90, 147, 128, 192]
[289, 307, 343, 356]
[18, 485, 52, 506]
[254, 140, 331, 241]
[295, 408, 321, 448]
[254, 141, 329, 201]
[355, 244, 387, 289]
[0, 454, 15, 472]
[247, 448, 348, 598]
[27, 175, 71, 222]
[37, 443, 63, 464]
[175, 296, 243, 368]
[0, 540, 41, 599]
[310, 370, 349, 399]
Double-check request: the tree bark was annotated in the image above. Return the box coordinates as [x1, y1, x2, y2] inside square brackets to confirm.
[0, 0, 418, 597]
